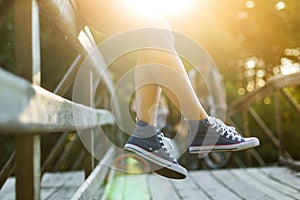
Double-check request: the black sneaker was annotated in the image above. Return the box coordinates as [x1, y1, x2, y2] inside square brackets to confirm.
[189, 116, 260, 154]
[124, 121, 187, 179]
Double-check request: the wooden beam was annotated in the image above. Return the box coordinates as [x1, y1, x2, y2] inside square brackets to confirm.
[228, 72, 300, 117]
[15, 135, 41, 200]
[274, 91, 284, 157]
[0, 151, 15, 189]
[0, 0, 13, 25]
[53, 54, 82, 96]
[0, 69, 114, 135]
[13, 0, 41, 199]
[38, 0, 82, 53]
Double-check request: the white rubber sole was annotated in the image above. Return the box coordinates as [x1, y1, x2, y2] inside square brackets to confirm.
[189, 137, 260, 154]
[124, 143, 187, 179]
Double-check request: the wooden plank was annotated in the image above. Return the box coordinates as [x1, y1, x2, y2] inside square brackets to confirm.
[148, 174, 180, 200]
[124, 174, 150, 200]
[246, 168, 299, 199]
[38, 0, 82, 53]
[0, 177, 16, 200]
[231, 168, 294, 200]
[0, 151, 15, 188]
[71, 147, 115, 200]
[41, 171, 84, 200]
[15, 135, 41, 200]
[190, 171, 241, 200]
[0, 172, 84, 200]
[171, 174, 211, 200]
[0, 69, 114, 135]
[260, 167, 300, 192]
[211, 169, 274, 199]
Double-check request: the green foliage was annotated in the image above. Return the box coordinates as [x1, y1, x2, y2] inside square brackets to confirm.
[0, 9, 14, 71]
[39, 13, 77, 91]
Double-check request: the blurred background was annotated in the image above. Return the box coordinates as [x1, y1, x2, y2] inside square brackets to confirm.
[0, 0, 299, 171]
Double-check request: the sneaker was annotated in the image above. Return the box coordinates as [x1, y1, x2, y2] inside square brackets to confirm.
[189, 116, 260, 154]
[124, 121, 187, 179]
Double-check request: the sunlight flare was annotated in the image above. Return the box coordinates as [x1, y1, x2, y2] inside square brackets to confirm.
[125, 0, 194, 17]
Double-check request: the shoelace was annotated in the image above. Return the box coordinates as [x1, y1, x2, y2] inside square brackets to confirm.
[208, 117, 242, 142]
[157, 132, 176, 161]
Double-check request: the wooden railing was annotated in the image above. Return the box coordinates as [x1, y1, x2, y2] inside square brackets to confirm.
[0, 0, 120, 199]
[227, 72, 300, 169]
[1, 0, 300, 199]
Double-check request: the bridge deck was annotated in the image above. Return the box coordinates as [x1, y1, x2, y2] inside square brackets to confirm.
[104, 166, 300, 200]
[1, 166, 300, 199]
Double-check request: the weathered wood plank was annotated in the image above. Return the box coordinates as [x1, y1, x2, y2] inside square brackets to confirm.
[15, 135, 41, 200]
[0, 69, 114, 135]
[231, 168, 294, 200]
[259, 167, 300, 192]
[0, 177, 15, 200]
[171, 174, 210, 200]
[0, 171, 84, 200]
[211, 169, 274, 199]
[190, 171, 241, 200]
[2, 166, 300, 199]
[38, 0, 82, 53]
[246, 168, 298, 197]
[71, 147, 115, 200]
[148, 174, 180, 200]
[0, 151, 15, 189]
[42, 171, 84, 200]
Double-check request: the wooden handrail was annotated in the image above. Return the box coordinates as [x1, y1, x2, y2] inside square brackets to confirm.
[0, 0, 120, 199]
[0, 69, 114, 135]
[227, 72, 300, 117]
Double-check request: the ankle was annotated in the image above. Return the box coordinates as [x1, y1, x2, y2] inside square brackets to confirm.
[132, 120, 157, 138]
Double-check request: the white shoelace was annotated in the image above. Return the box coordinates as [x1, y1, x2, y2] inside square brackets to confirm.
[208, 117, 242, 142]
[157, 132, 175, 160]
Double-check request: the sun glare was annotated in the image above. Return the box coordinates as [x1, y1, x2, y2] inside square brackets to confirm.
[125, 0, 194, 17]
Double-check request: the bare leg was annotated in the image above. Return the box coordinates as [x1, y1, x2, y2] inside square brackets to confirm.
[134, 60, 162, 126]
[76, 0, 208, 121]
[136, 49, 208, 121]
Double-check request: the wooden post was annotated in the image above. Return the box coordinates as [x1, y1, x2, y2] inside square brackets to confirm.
[243, 109, 252, 166]
[14, 0, 41, 199]
[84, 70, 95, 179]
[274, 90, 284, 157]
